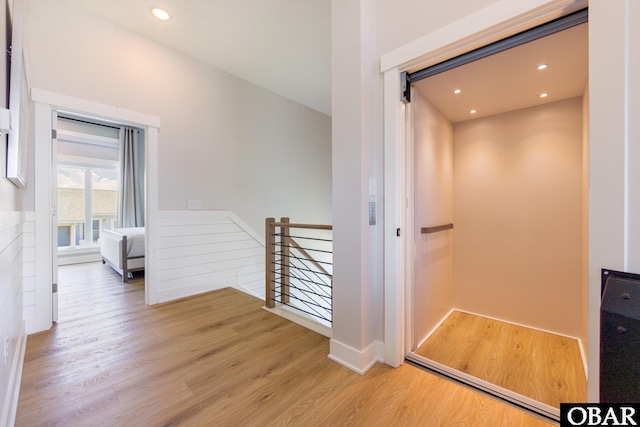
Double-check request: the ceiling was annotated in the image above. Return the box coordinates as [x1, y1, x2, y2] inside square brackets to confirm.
[413, 23, 588, 123]
[59, 2, 587, 122]
[63, 0, 332, 116]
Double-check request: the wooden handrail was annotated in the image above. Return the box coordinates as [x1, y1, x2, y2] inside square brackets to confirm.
[421, 223, 454, 234]
[270, 222, 332, 230]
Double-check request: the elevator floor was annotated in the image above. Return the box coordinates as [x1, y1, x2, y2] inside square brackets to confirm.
[415, 310, 587, 408]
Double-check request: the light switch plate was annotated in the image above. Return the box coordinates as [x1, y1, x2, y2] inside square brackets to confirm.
[368, 177, 377, 196]
[187, 199, 203, 210]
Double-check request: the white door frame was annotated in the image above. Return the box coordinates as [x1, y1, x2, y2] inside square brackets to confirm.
[381, 0, 589, 385]
[51, 110, 58, 323]
[31, 88, 160, 333]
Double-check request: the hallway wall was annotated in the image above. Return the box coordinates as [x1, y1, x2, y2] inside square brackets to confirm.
[452, 97, 583, 336]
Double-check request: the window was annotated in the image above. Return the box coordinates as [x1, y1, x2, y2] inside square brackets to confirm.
[57, 165, 119, 249]
[57, 225, 71, 247]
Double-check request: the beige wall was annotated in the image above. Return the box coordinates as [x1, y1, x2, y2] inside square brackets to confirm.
[412, 91, 454, 346]
[581, 86, 589, 362]
[452, 97, 583, 336]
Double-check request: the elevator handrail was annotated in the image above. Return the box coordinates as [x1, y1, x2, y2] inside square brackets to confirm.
[421, 223, 454, 234]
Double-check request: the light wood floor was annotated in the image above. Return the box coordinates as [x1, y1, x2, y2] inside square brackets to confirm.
[16, 263, 553, 426]
[416, 310, 587, 408]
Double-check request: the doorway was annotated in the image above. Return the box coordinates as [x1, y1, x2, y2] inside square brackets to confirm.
[53, 114, 147, 319]
[403, 14, 588, 421]
[30, 90, 160, 334]
[382, 0, 640, 413]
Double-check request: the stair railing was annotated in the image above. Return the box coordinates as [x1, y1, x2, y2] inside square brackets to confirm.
[265, 217, 333, 327]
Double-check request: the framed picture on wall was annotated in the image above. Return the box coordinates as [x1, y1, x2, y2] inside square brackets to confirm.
[7, 0, 29, 188]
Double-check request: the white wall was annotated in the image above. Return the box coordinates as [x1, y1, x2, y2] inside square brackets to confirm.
[0, 1, 17, 215]
[156, 210, 264, 302]
[25, 0, 332, 236]
[0, 0, 27, 424]
[412, 91, 454, 346]
[453, 98, 583, 336]
[587, 0, 640, 401]
[376, 0, 500, 57]
[329, 0, 382, 374]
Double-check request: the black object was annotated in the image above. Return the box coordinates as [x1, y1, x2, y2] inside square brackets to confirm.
[600, 269, 640, 402]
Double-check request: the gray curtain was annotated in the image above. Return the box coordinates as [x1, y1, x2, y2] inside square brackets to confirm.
[118, 127, 145, 228]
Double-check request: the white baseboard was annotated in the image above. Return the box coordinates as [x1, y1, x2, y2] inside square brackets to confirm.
[415, 308, 455, 350]
[263, 305, 332, 338]
[58, 251, 102, 266]
[455, 308, 580, 340]
[328, 338, 383, 375]
[578, 337, 588, 381]
[1, 326, 27, 427]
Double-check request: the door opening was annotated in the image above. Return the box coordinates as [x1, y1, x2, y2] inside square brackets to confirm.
[30, 89, 160, 335]
[404, 17, 588, 422]
[52, 113, 147, 321]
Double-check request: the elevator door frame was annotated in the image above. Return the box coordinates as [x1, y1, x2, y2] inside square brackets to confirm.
[403, 86, 561, 421]
[381, 0, 590, 422]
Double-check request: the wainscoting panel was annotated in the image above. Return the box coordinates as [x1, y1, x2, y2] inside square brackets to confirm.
[21, 212, 35, 329]
[0, 211, 28, 427]
[156, 211, 265, 302]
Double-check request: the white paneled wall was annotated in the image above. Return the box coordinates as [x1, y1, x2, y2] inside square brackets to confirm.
[157, 210, 265, 302]
[0, 211, 27, 427]
[22, 212, 35, 330]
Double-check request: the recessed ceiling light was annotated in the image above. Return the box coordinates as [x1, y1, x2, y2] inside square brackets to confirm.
[540, 93, 548, 98]
[152, 7, 170, 20]
[454, 89, 462, 94]
[470, 109, 477, 114]
[537, 64, 548, 70]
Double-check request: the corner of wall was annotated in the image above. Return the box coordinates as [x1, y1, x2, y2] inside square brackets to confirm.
[328, 338, 383, 375]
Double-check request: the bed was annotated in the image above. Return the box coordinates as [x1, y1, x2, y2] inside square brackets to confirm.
[100, 227, 145, 282]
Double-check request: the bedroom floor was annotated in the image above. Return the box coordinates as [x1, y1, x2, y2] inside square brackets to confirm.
[56, 261, 144, 323]
[414, 310, 587, 408]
